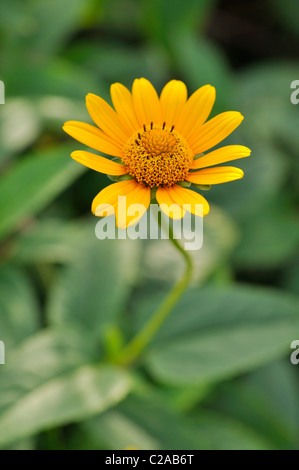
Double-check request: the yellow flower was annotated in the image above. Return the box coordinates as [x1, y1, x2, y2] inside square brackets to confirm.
[63, 78, 250, 228]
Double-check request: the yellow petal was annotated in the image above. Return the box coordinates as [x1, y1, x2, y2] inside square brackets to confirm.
[160, 80, 187, 127]
[189, 111, 244, 155]
[170, 185, 210, 216]
[186, 166, 244, 185]
[92, 180, 136, 214]
[118, 182, 150, 229]
[86, 93, 130, 146]
[175, 85, 215, 141]
[63, 121, 122, 157]
[110, 83, 140, 135]
[71, 151, 128, 175]
[157, 185, 209, 218]
[92, 180, 150, 229]
[156, 186, 186, 219]
[191, 145, 251, 169]
[132, 78, 162, 127]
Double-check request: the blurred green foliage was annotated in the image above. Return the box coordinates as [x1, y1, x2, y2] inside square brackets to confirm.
[0, 0, 298, 450]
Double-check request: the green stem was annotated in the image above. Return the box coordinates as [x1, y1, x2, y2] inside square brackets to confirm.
[117, 218, 193, 367]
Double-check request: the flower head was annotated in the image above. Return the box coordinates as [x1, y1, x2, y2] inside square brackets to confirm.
[63, 78, 250, 228]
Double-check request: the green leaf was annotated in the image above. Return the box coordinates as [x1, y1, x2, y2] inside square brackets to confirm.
[273, 0, 299, 36]
[0, 365, 131, 448]
[208, 63, 298, 219]
[233, 199, 299, 269]
[0, 0, 89, 56]
[80, 394, 202, 450]
[5, 59, 102, 99]
[207, 140, 288, 220]
[190, 410, 272, 450]
[7, 438, 36, 451]
[236, 63, 299, 149]
[0, 330, 95, 414]
[37, 96, 90, 128]
[0, 99, 41, 163]
[215, 359, 299, 449]
[11, 218, 89, 264]
[0, 96, 89, 165]
[0, 145, 85, 240]
[66, 42, 169, 90]
[24, 0, 90, 56]
[140, 0, 216, 44]
[282, 259, 299, 296]
[143, 285, 299, 385]
[172, 32, 233, 111]
[47, 237, 140, 342]
[0, 266, 39, 348]
[79, 393, 271, 450]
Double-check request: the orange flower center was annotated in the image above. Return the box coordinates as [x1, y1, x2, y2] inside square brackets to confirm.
[122, 125, 193, 188]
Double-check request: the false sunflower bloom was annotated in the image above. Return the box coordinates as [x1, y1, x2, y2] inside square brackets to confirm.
[63, 79, 250, 227]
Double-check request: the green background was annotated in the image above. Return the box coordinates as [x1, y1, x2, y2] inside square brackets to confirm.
[0, 0, 298, 450]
